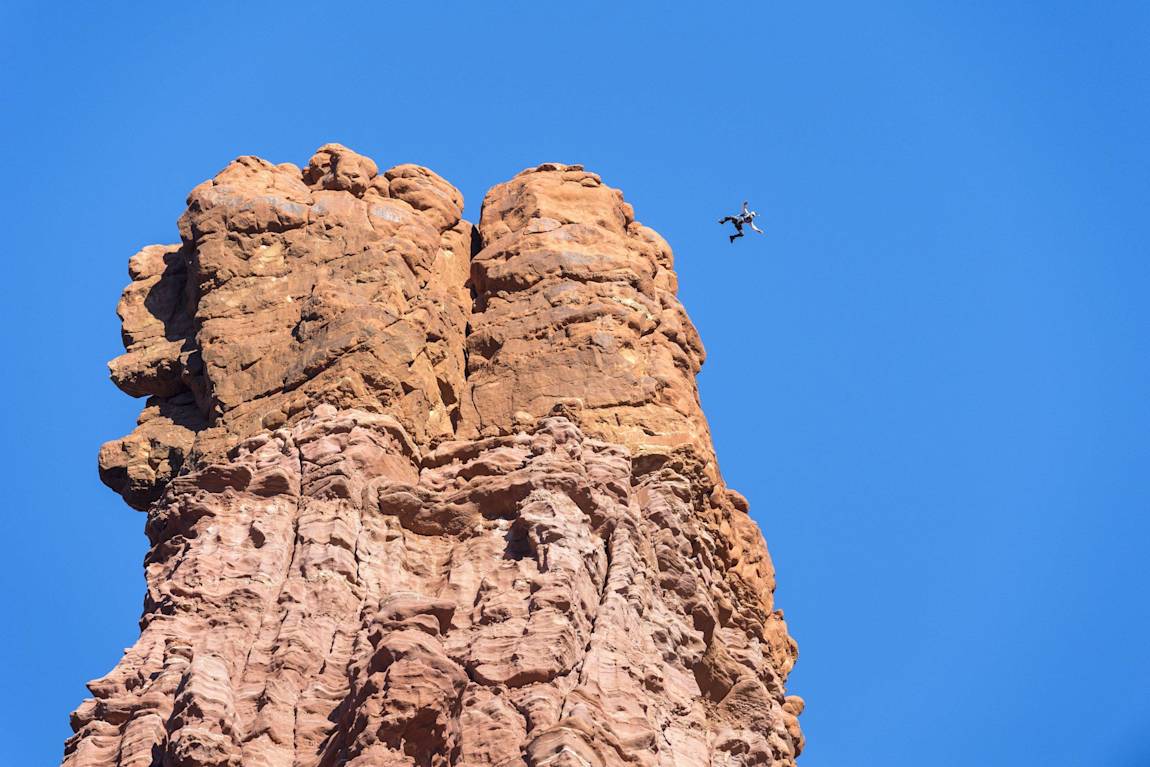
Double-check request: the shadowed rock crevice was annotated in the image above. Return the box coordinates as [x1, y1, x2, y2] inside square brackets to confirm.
[70, 147, 803, 767]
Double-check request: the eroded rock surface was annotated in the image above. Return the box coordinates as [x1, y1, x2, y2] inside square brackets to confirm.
[100, 144, 472, 509]
[462, 164, 712, 469]
[70, 148, 802, 767]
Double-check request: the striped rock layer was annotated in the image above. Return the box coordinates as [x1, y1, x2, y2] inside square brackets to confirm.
[67, 145, 803, 767]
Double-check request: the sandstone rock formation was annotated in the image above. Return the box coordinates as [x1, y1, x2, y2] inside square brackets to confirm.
[68, 145, 803, 767]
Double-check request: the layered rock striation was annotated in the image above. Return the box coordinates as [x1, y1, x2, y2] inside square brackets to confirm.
[68, 145, 802, 767]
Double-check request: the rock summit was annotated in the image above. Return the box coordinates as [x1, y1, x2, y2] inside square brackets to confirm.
[67, 145, 803, 767]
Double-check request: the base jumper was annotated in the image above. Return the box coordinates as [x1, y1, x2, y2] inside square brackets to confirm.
[719, 201, 764, 242]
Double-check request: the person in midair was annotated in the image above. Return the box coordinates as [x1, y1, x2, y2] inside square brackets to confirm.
[718, 201, 764, 242]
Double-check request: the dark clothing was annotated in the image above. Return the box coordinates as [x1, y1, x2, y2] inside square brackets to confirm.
[719, 203, 763, 242]
[722, 215, 749, 241]
[719, 215, 746, 242]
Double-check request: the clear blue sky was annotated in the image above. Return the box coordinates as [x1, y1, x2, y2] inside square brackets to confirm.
[2, 2, 1148, 765]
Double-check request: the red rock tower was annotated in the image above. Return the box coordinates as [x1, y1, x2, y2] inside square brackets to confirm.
[67, 146, 803, 767]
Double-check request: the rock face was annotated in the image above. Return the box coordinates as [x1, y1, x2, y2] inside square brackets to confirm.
[68, 146, 802, 767]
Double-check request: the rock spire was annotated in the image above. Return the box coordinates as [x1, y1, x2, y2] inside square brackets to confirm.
[67, 145, 803, 767]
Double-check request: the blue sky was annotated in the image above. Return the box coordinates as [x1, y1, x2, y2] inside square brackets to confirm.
[2, 2, 1148, 765]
